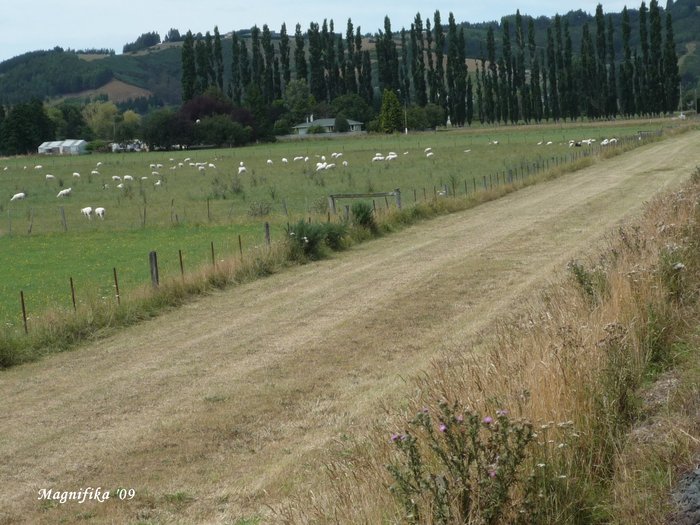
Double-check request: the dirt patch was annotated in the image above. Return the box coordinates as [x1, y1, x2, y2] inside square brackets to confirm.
[0, 132, 699, 523]
[54, 79, 152, 103]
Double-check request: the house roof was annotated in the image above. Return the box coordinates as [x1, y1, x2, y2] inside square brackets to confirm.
[293, 118, 363, 129]
[38, 139, 87, 149]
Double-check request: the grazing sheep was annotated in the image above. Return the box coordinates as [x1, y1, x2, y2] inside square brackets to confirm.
[81, 206, 92, 219]
[45, 174, 55, 180]
[208, 163, 216, 168]
[238, 165, 247, 175]
[342, 160, 348, 167]
[281, 158, 288, 163]
[372, 155, 385, 162]
[95, 207, 105, 219]
[56, 188, 72, 198]
[112, 175, 121, 181]
[34, 165, 43, 170]
[10, 192, 26, 201]
[72, 172, 80, 178]
[426, 151, 434, 157]
[424, 147, 432, 153]
[154, 180, 162, 187]
[123, 175, 133, 181]
[266, 159, 273, 165]
[293, 156, 304, 162]
[91, 170, 100, 176]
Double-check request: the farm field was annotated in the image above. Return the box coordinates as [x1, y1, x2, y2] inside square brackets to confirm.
[0, 120, 672, 327]
[0, 129, 698, 524]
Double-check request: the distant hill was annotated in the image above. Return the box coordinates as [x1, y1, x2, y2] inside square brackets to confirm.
[0, 0, 697, 108]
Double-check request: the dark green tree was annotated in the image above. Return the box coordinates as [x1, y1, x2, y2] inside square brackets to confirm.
[250, 26, 263, 89]
[546, 28, 560, 121]
[606, 16, 618, 117]
[360, 50, 374, 104]
[213, 26, 224, 91]
[294, 23, 308, 82]
[307, 22, 325, 102]
[620, 7, 635, 116]
[345, 19, 357, 94]
[261, 24, 275, 103]
[433, 11, 446, 109]
[279, 23, 291, 88]
[181, 31, 197, 102]
[412, 14, 428, 106]
[663, 12, 680, 113]
[648, 0, 664, 114]
[1, 99, 56, 155]
[195, 38, 210, 95]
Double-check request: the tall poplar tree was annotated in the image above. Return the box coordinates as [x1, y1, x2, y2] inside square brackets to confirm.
[279, 23, 291, 88]
[606, 16, 618, 117]
[345, 19, 357, 94]
[213, 26, 224, 91]
[181, 31, 196, 102]
[294, 24, 308, 82]
[663, 12, 680, 113]
[620, 7, 635, 115]
[412, 14, 428, 106]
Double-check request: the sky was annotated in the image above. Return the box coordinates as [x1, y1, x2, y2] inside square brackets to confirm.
[1, 0, 634, 63]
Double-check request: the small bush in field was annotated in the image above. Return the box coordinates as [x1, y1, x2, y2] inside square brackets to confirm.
[351, 200, 378, 234]
[387, 400, 533, 524]
[286, 220, 347, 261]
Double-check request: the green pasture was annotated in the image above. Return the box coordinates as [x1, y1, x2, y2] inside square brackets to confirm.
[0, 120, 668, 328]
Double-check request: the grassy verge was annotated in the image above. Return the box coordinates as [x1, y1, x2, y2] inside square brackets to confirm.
[280, 166, 700, 523]
[0, 126, 691, 369]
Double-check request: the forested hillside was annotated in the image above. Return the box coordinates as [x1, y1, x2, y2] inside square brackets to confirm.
[0, 0, 697, 109]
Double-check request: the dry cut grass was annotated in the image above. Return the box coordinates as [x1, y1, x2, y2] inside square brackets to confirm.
[282, 170, 700, 523]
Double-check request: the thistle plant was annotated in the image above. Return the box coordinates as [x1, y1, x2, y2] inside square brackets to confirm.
[387, 400, 534, 524]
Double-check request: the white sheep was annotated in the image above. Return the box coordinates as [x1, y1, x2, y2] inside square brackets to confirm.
[238, 165, 247, 175]
[281, 158, 288, 163]
[372, 155, 385, 162]
[154, 180, 162, 187]
[208, 163, 216, 168]
[72, 172, 80, 178]
[123, 175, 134, 181]
[34, 164, 43, 170]
[56, 188, 72, 197]
[95, 207, 105, 219]
[342, 160, 349, 167]
[266, 159, 273, 165]
[426, 151, 434, 157]
[293, 156, 304, 162]
[10, 192, 26, 201]
[80, 206, 92, 219]
[91, 170, 100, 175]
[112, 175, 121, 181]
[45, 174, 55, 180]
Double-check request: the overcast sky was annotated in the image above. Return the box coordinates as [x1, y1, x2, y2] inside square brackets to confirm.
[1, 0, 633, 63]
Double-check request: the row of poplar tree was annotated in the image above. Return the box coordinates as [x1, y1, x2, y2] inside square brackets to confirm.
[180, 0, 680, 128]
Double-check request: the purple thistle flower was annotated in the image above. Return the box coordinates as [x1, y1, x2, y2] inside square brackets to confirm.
[439, 423, 447, 432]
[390, 433, 400, 443]
[488, 469, 497, 478]
[483, 416, 493, 425]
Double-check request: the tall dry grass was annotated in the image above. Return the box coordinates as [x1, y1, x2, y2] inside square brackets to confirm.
[281, 169, 700, 523]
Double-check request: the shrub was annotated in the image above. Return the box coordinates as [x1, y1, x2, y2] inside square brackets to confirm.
[286, 220, 348, 261]
[351, 201, 378, 234]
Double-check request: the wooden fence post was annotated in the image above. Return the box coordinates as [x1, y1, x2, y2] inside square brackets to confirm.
[264, 222, 271, 247]
[20, 291, 28, 334]
[238, 234, 243, 260]
[179, 249, 185, 280]
[70, 277, 76, 311]
[113, 267, 120, 305]
[60, 206, 67, 232]
[211, 241, 216, 266]
[149, 251, 159, 287]
[394, 188, 401, 210]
